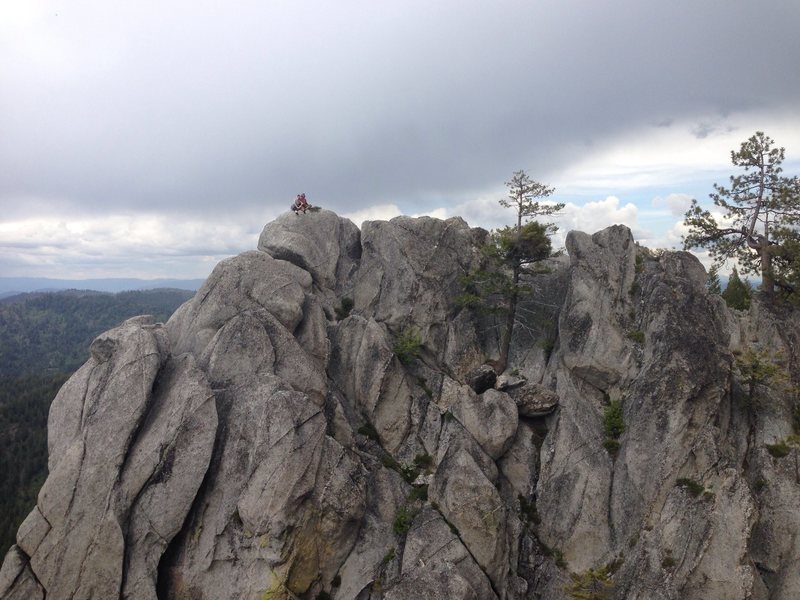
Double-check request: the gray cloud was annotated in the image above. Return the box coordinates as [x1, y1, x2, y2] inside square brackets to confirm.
[1, 1, 799, 265]
[691, 119, 736, 140]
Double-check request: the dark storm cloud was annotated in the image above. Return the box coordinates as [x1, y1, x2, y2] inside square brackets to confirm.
[1, 0, 799, 221]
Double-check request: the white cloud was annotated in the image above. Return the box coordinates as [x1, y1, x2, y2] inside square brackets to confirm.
[555, 196, 639, 233]
[342, 204, 403, 227]
[451, 194, 645, 250]
[342, 204, 451, 228]
[412, 207, 449, 220]
[652, 193, 693, 216]
[1, 1, 798, 281]
[450, 195, 542, 231]
[554, 111, 800, 195]
[657, 212, 749, 278]
[661, 219, 692, 251]
[0, 215, 257, 278]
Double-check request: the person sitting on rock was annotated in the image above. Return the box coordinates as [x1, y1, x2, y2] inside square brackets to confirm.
[292, 193, 309, 214]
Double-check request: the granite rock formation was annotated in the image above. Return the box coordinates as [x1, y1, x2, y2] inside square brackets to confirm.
[2, 209, 799, 599]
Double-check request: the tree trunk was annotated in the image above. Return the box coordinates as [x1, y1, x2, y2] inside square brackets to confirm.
[760, 242, 774, 300]
[498, 265, 520, 373]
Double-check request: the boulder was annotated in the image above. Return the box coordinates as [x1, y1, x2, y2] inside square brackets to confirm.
[385, 567, 478, 600]
[0, 546, 43, 600]
[399, 507, 497, 599]
[335, 469, 408, 600]
[495, 372, 526, 391]
[430, 445, 515, 593]
[158, 380, 367, 600]
[499, 421, 541, 499]
[354, 216, 482, 362]
[466, 364, 497, 394]
[560, 226, 637, 390]
[507, 382, 560, 417]
[328, 316, 413, 453]
[451, 388, 518, 460]
[200, 308, 327, 406]
[10, 319, 217, 600]
[257, 209, 361, 292]
[167, 251, 312, 358]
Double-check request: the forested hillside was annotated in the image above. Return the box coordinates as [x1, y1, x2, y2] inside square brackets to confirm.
[0, 289, 193, 556]
[0, 289, 194, 376]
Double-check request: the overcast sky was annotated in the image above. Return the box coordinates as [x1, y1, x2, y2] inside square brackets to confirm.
[2, 0, 799, 280]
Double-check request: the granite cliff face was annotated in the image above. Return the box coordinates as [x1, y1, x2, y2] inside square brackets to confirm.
[2, 210, 799, 599]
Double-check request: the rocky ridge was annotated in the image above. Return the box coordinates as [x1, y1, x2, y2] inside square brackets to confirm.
[2, 209, 799, 599]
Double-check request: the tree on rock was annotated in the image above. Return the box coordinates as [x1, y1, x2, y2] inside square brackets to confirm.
[458, 170, 563, 372]
[706, 264, 722, 295]
[501, 170, 562, 229]
[722, 266, 751, 310]
[683, 131, 800, 301]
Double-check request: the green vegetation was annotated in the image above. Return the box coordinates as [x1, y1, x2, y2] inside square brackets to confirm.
[539, 334, 557, 362]
[683, 131, 800, 302]
[334, 297, 354, 320]
[415, 377, 433, 399]
[518, 494, 541, 526]
[457, 170, 563, 372]
[412, 452, 433, 471]
[553, 548, 567, 569]
[605, 556, 624, 575]
[661, 549, 676, 569]
[380, 452, 400, 470]
[0, 373, 69, 557]
[0, 289, 193, 376]
[564, 566, 614, 599]
[399, 463, 418, 483]
[392, 506, 417, 535]
[675, 478, 705, 498]
[734, 346, 788, 403]
[601, 399, 625, 458]
[393, 327, 423, 365]
[357, 422, 380, 442]
[706, 264, 722, 295]
[0, 288, 192, 557]
[603, 399, 625, 440]
[381, 547, 396, 564]
[766, 441, 792, 458]
[378, 449, 422, 484]
[627, 329, 645, 344]
[722, 266, 752, 310]
[634, 253, 644, 274]
[408, 484, 428, 503]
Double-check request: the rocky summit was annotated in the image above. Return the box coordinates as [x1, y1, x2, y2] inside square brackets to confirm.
[2, 210, 799, 599]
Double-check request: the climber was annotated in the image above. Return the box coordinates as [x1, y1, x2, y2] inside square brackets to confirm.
[291, 193, 310, 214]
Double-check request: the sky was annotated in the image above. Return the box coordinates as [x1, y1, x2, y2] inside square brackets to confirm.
[1, 0, 799, 280]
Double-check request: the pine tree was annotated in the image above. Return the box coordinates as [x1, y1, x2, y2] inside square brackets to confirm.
[722, 266, 751, 310]
[459, 171, 563, 372]
[683, 132, 800, 301]
[706, 264, 722, 295]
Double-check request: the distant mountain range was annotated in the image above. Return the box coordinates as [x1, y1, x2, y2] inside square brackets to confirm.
[0, 277, 206, 298]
